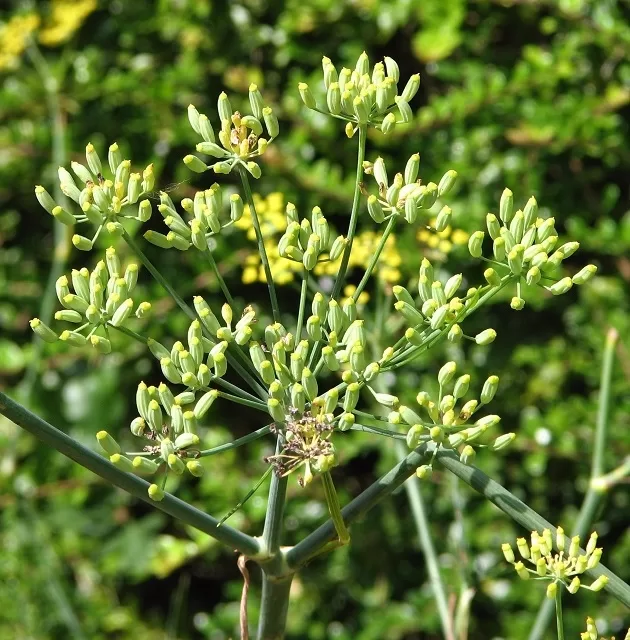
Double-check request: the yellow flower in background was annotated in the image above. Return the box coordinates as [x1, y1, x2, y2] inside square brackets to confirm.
[0, 13, 40, 70]
[417, 220, 469, 260]
[39, 0, 97, 47]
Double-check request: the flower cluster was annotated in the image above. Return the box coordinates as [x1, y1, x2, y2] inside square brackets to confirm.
[469, 188, 597, 309]
[502, 527, 609, 598]
[364, 154, 457, 225]
[389, 361, 510, 476]
[186, 85, 279, 179]
[299, 52, 420, 135]
[144, 185, 244, 252]
[29, 247, 150, 352]
[35, 143, 155, 250]
[581, 616, 629, 640]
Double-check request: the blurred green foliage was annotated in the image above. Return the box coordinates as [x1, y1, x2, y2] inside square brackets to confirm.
[1, 0, 629, 638]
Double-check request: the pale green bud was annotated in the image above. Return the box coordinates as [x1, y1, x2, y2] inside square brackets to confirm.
[298, 82, 316, 109]
[184, 155, 208, 173]
[526, 266, 541, 286]
[395, 96, 412, 123]
[248, 83, 264, 120]
[508, 244, 524, 274]
[110, 453, 134, 473]
[448, 324, 462, 343]
[572, 265, 597, 285]
[267, 398, 285, 423]
[509, 210, 525, 243]
[438, 361, 457, 387]
[548, 277, 573, 295]
[486, 213, 501, 239]
[96, 431, 121, 456]
[404, 153, 420, 184]
[435, 205, 452, 232]
[523, 196, 538, 228]
[444, 273, 462, 299]
[499, 188, 514, 224]
[380, 111, 396, 134]
[475, 328, 497, 346]
[29, 318, 58, 343]
[367, 195, 385, 223]
[338, 412, 355, 431]
[491, 433, 515, 451]
[262, 106, 279, 138]
[132, 457, 159, 474]
[187, 460, 205, 477]
[453, 374, 470, 400]
[438, 170, 457, 197]
[493, 236, 506, 262]
[468, 231, 484, 258]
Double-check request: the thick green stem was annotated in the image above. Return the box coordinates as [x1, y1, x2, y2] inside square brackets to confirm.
[352, 215, 397, 302]
[395, 440, 454, 640]
[121, 229, 268, 400]
[238, 166, 281, 323]
[330, 125, 367, 301]
[529, 327, 618, 640]
[256, 572, 294, 640]
[0, 391, 261, 557]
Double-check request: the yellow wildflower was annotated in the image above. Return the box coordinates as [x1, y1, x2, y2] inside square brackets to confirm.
[39, 0, 97, 47]
[0, 13, 40, 70]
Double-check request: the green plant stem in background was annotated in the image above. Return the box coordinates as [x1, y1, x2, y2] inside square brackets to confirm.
[261, 440, 288, 557]
[0, 390, 261, 557]
[321, 470, 350, 544]
[238, 166, 281, 323]
[122, 229, 268, 400]
[20, 43, 72, 400]
[395, 440, 455, 640]
[555, 588, 564, 640]
[330, 124, 367, 301]
[352, 215, 397, 302]
[529, 327, 619, 640]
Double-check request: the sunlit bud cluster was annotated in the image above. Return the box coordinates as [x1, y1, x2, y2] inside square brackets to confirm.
[277, 203, 346, 270]
[298, 53, 420, 134]
[393, 257, 496, 346]
[363, 154, 457, 226]
[146, 301, 256, 389]
[469, 189, 597, 308]
[580, 615, 627, 640]
[30, 247, 150, 351]
[35, 143, 155, 250]
[502, 527, 609, 596]
[402, 362, 510, 473]
[187, 87, 278, 178]
[144, 184, 244, 251]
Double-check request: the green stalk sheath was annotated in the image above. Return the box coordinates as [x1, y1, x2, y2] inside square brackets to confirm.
[122, 229, 268, 400]
[529, 327, 618, 640]
[261, 439, 288, 556]
[256, 572, 294, 640]
[330, 125, 367, 301]
[395, 440, 454, 640]
[238, 166, 281, 323]
[295, 268, 308, 340]
[321, 471, 350, 544]
[205, 249, 236, 309]
[555, 589, 564, 640]
[0, 391, 261, 557]
[353, 215, 397, 301]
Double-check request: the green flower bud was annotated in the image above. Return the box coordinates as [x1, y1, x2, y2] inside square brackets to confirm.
[29, 318, 58, 343]
[342, 382, 360, 412]
[186, 460, 205, 477]
[448, 324, 462, 343]
[395, 97, 412, 123]
[184, 155, 209, 174]
[444, 273, 462, 300]
[438, 170, 457, 197]
[438, 361, 457, 387]
[453, 374, 470, 400]
[460, 445, 476, 465]
[338, 412, 355, 431]
[404, 153, 420, 185]
[246, 82, 264, 119]
[406, 424, 423, 449]
[393, 285, 415, 306]
[486, 213, 501, 240]
[267, 398, 286, 423]
[395, 301, 424, 326]
[509, 210, 525, 243]
[110, 298, 133, 327]
[380, 111, 396, 134]
[400, 73, 420, 102]
[523, 196, 538, 228]
[262, 106, 279, 138]
[435, 205, 452, 232]
[548, 277, 573, 295]
[96, 430, 121, 456]
[493, 236, 506, 262]
[508, 244, 524, 275]
[367, 195, 385, 223]
[305, 315, 322, 341]
[290, 383, 306, 413]
[510, 296, 525, 310]
[54, 309, 82, 324]
[301, 368, 318, 401]
[133, 457, 159, 474]
[147, 484, 164, 501]
[110, 453, 135, 473]
[429, 304, 449, 330]
[373, 156, 388, 188]
[499, 188, 514, 224]
[129, 416, 145, 437]
[175, 432, 200, 450]
[71, 234, 93, 251]
[59, 330, 87, 347]
[483, 268, 501, 288]
[166, 453, 184, 475]
[475, 328, 497, 346]
[526, 266, 541, 286]
[322, 345, 339, 371]
[491, 433, 515, 451]
[298, 82, 317, 109]
[572, 264, 597, 285]
[468, 231, 484, 258]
